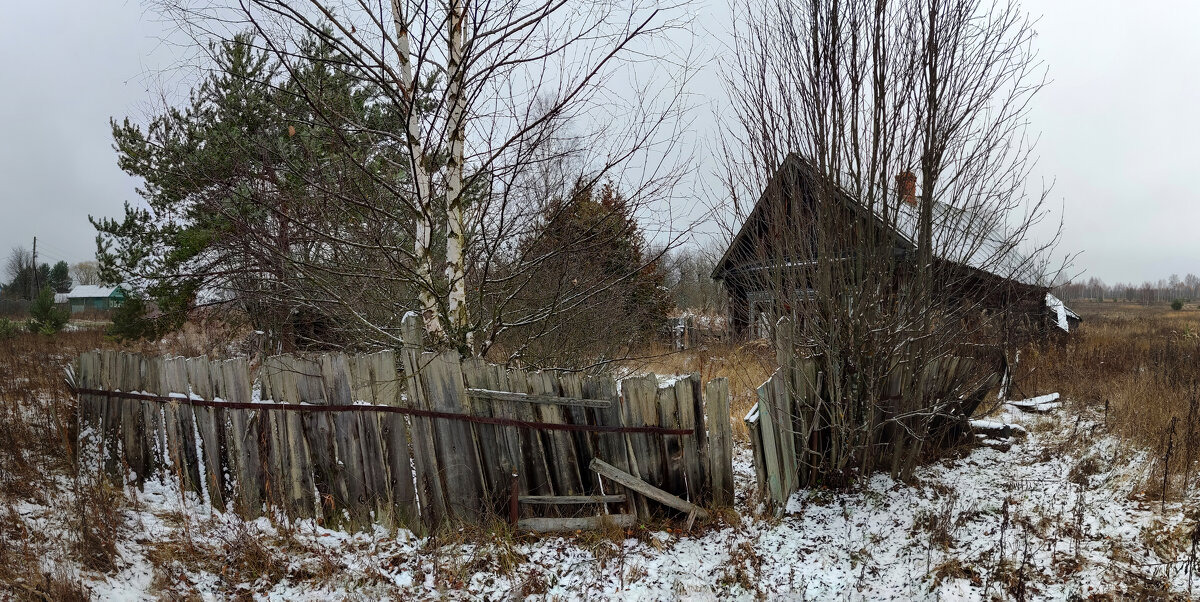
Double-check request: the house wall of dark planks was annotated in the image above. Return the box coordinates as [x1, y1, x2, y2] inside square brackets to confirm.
[73, 327, 734, 533]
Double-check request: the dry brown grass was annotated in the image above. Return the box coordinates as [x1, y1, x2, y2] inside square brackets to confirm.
[1022, 301, 1200, 499]
[0, 327, 126, 600]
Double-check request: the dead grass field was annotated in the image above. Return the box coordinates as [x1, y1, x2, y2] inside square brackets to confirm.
[1022, 300, 1200, 498]
[0, 327, 116, 600]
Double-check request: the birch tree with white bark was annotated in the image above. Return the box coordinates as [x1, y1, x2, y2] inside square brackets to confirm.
[142, 0, 695, 356]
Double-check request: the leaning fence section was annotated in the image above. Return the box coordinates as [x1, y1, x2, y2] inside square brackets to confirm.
[74, 344, 733, 533]
[744, 320, 1000, 512]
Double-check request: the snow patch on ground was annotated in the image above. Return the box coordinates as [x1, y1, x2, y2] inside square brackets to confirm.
[15, 403, 1200, 600]
[1009, 392, 1063, 413]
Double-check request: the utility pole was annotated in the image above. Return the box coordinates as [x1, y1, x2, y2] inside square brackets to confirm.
[30, 236, 37, 299]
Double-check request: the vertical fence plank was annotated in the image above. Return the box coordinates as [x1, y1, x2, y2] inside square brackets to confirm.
[349, 353, 392, 528]
[770, 373, 799, 500]
[118, 353, 143, 485]
[140, 356, 164, 484]
[587, 373, 642, 516]
[319, 353, 367, 528]
[532, 371, 583, 499]
[657, 380, 686, 496]
[755, 377, 784, 510]
[285, 358, 318, 520]
[485, 362, 525, 504]
[75, 352, 97, 473]
[689, 374, 712, 503]
[677, 377, 704, 503]
[222, 358, 263, 518]
[260, 357, 299, 517]
[618, 374, 655, 518]
[278, 355, 333, 527]
[559, 373, 600, 495]
[165, 356, 204, 497]
[705, 378, 733, 507]
[400, 315, 447, 527]
[461, 356, 509, 512]
[187, 357, 227, 509]
[372, 351, 419, 529]
[420, 351, 486, 523]
[625, 374, 664, 490]
[503, 367, 554, 498]
[101, 350, 123, 480]
[84, 350, 111, 477]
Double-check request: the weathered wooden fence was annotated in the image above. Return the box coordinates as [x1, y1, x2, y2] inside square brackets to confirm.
[73, 326, 733, 533]
[745, 321, 1000, 511]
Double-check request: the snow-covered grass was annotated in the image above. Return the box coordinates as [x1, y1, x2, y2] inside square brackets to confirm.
[7, 325, 1200, 600]
[9, 400, 1200, 600]
[1022, 301, 1200, 495]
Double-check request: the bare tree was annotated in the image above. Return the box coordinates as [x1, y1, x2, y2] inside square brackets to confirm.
[70, 261, 101, 286]
[717, 0, 1066, 481]
[4, 247, 31, 286]
[135, 0, 695, 359]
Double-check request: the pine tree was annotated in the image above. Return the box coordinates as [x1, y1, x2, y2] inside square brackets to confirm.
[28, 286, 68, 334]
[499, 180, 672, 366]
[92, 32, 412, 349]
[49, 261, 72, 293]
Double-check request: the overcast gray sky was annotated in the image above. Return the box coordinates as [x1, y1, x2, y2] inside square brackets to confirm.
[1, 0, 1196, 284]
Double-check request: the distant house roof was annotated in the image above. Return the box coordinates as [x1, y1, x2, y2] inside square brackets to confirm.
[67, 285, 123, 299]
[54, 293, 69, 304]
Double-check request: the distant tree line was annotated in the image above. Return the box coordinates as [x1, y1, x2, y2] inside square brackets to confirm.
[2, 246, 72, 300]
[1055, 274, 1200, 305]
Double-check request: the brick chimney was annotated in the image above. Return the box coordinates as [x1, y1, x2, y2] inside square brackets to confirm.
[895, 171, 917, 206]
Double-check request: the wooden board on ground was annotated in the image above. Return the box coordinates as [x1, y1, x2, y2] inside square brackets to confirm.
[589, 458, 708, 519]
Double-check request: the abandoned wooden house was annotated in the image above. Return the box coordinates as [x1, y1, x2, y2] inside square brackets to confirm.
[712, 154, 1077, 339]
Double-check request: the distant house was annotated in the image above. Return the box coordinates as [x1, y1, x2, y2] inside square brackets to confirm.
[66, 285, 126, 314]
[712, 154, 1078, 339]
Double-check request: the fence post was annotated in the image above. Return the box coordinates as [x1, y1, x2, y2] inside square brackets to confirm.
[400, 312, 448, 526]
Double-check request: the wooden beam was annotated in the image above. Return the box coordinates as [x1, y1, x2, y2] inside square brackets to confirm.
[519, 495, 626, 505]
[518, 513, 636, 533]
[466, 388, 611, 408]
[589, 458, 709, 519]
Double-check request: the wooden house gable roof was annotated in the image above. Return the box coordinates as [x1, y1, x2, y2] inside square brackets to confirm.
[713, 154, 1044, 290]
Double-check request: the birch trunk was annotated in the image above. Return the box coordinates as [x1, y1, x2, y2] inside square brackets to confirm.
[444, 0, 470, 348]
[392, 0, 444, 339]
